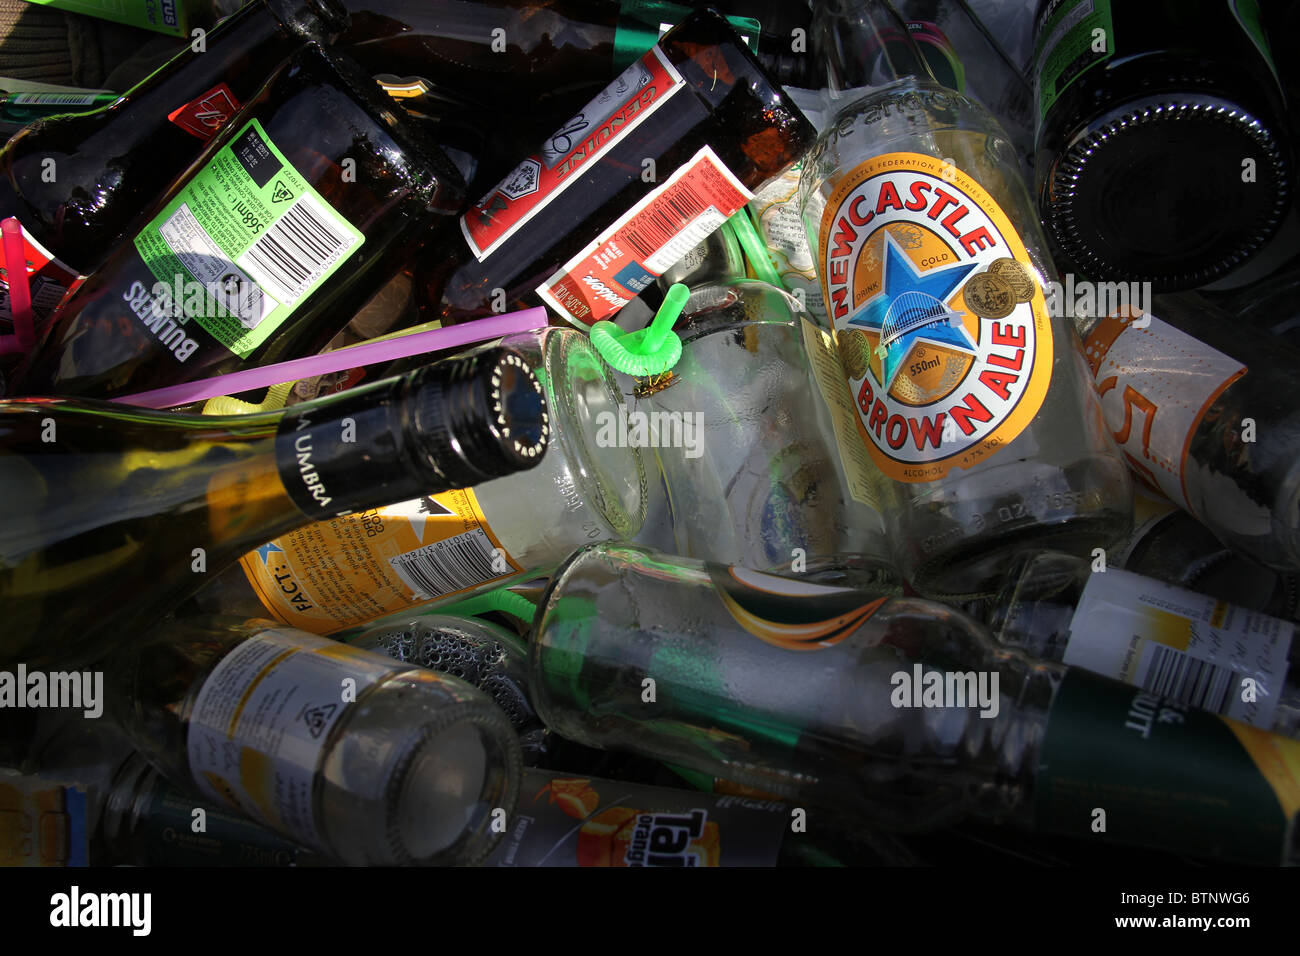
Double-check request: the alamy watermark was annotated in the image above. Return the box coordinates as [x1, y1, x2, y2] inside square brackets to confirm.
[594, 407, 704, 459]
[890, 664, 999, 718]
[0, 665, 102, 718]
[1044, 274, 1152, 324]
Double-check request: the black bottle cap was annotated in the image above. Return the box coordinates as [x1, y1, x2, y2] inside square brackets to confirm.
[409, 347, 549, 490]
[1044, 96, 1291, 290]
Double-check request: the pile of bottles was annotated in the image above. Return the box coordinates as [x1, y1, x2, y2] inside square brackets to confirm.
[1, 0, 1298, 868]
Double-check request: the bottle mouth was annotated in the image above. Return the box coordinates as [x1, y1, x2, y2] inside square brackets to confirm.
[387, 704, 517, 865]
[413, 348, 550, 489]
[1044, 95, 1290, 291]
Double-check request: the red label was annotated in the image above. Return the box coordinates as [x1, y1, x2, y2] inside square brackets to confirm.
[538, 147, 753, 327]
[459, 46, 684, 262]
[168, 83, 242, 141]
[0, 221, 83, 325]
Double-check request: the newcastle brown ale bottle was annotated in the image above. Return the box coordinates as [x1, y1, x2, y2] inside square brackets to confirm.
[0, 0, 349, 329]
[9, 42, 465, 400]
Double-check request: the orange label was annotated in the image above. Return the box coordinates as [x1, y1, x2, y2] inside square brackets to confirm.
[240, 488, 520, 634]
[817, 152, 1053, 482]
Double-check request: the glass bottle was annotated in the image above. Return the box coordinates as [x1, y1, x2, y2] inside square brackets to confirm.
[110, 616, 521, 865]
[236, 328, 648, 634]
[422, 9, 816, 328]
[486, 767, 920, 866]
[799, 0, 1131, 600]
[642, 279, 899, 588]
[1032, 0, 1292, 290]
[1077, 292, 1300, 572]
[9, 41, 466, 401]
[988, 550, 1299, 737]
[530, 543, 1300, 864]
[0, 0, 349, 329]
[0, 348, 548, 668]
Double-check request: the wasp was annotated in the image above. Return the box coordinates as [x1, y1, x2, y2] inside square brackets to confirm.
[631, 370, 681, 400]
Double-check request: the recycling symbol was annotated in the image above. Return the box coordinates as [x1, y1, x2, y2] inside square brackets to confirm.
[302, 703, 337, 739]
[271, 180, 294, 204]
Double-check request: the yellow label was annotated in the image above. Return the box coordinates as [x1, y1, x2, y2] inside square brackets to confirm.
[1222, 721, 1300, 824]
[0, 771, 76, 866]
[799, 316, 881, 511]
[817, 152, 1053, 482]
[240, 488, 520, 634]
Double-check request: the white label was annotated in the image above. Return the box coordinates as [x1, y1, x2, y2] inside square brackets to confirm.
[1064, 569, 1292, 728]
[186, 630, 401, 848]
[750, 163, 828, 326]
[1084, 313, 1246, 511]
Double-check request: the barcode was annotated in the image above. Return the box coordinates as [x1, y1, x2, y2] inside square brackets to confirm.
[242, 194, 354, 305]
[11, 92, 101, 106]
[1140, 644, 1239, 715]
[388, 528, 506, 600]
[622, 186, 710, 261]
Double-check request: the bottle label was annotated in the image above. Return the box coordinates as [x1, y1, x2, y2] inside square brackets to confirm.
[539, 145, 754, 327]
[487, 770, 788, 866]
[132, 773, 306, 866]
[1063, 568, 1292, 728]
[0, 770, 87, 866]
[132, 118, 365, 360]
[167, 82, 243, 141]
[1035, 668, 1300, 863]
[817, 152, 1054, 483]
[707, 563, 889, 650]
[1083, 311, 1246, 511]
[750, 164, 828, 325]
[460, 45, 686, 262]
[240, 489, 522, 635]
[186, 629, 402, 849]
[0, 222, 85, 327]
[800, 317, 881, 510]
[1033, 0, 1114, 123]
[8, 91, 108, 107]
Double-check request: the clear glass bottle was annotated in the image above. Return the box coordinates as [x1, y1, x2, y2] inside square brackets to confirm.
[643, 278, 899, 588]
[110, 616, 521, 865]
[0, 348, 548, 668]
[1076, 292, 1300, 572]
[988, 550, 1300, 737]
[530, 543, 1300, 863]
[237, 328, 648, 634]
[799, 0, 1131, 600]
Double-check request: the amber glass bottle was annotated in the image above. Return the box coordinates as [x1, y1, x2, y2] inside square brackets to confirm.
[9, 42, 465, 400]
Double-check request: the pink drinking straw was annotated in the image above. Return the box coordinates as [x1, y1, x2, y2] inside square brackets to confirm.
[0, 217, 35, 354]
[117, 306, 549, 409]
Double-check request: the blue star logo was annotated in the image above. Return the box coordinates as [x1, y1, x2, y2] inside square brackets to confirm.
[847, 233, 979, 392]
[255, 541, 284, 565]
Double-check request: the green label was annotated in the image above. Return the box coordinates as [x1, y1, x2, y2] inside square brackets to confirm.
[613, 1, 760, 73]
[133, 118, 364, 359]
[1035, 668, 1300, 863]
[1033, 0, 1114, 123]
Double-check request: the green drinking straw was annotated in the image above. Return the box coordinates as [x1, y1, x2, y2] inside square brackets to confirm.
[589, 282, 690, 376]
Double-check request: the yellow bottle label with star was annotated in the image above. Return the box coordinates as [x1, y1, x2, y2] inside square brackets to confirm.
[817, 152, 1054, 483]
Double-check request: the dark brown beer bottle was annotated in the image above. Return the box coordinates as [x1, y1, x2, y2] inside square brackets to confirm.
[0, 0, 349, 331]
[9, 42, 465, 401]
[422, 8, 816, 328]
[1033, 0, 1293, 291]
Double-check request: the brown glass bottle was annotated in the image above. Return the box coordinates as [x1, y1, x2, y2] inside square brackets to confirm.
[421, 8, 815, 328]
[0, 0, 349, 330]
[1033, 0, 1292, 290]
[9, 42, 466, 401]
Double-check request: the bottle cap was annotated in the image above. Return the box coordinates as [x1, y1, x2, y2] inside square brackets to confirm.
[589, 284, 689, 376]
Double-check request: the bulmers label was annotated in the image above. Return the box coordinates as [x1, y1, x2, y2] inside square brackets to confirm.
[817, 152, 1053, 483]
